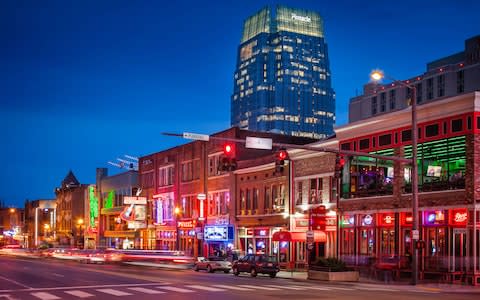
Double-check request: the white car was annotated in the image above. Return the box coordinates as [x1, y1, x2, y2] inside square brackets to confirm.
[194, 256, 232, 273]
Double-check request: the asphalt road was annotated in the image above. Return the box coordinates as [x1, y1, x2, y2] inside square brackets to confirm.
[0, 256, 478, 300]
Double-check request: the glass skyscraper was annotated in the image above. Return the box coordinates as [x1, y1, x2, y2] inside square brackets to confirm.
[231, 6, 335, 139]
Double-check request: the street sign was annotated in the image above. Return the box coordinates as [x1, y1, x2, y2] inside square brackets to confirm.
[183, 132, 210, 141]
[245, 136, 272, 150]
[197, 193, 206, 200]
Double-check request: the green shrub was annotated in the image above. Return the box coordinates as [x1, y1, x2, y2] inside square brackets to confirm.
[311, 257, 348, 272]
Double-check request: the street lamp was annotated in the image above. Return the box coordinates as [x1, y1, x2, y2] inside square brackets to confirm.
[76, 218, 84, 249]
[370, 69, 419, 285]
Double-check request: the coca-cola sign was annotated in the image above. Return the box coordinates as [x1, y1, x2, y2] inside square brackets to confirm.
[311, 205, 326, 230]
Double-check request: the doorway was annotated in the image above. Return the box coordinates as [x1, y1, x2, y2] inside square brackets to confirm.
[451, 228, 467, 272]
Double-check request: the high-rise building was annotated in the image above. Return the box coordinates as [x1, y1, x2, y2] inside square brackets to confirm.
[231, 6, 336, 139]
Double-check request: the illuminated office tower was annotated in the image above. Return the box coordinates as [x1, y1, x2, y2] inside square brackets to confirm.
[231, 6, 335, 139]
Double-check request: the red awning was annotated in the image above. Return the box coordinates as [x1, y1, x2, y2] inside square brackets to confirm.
[271, 231, 326, 242]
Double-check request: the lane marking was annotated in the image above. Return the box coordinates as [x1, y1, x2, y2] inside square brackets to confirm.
[0, 275, 32, 289]
[31, 292, 60, 300]
[211, 284, 248, 291]
[64, 290, 95, 298]
[51, 273, 64, 278]
[0, 282, 160, 293]
[237, 284, 280, 290]
[185, 285, 226, 292]
[156, 286, 194, 293]
[127, 287, 165, 294]
[264, 285, 304, 290]
[96, 288, 133, 296]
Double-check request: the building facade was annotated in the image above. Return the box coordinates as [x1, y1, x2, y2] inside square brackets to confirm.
[0, 207, 24, 247]
[231, 5, 336, 139]
[54, 171, 87, 248]
[336, 91, 480, 282]
[96, 168, 140, 250]
[349, 35, 480, 123]
[24, 199, 55, 248]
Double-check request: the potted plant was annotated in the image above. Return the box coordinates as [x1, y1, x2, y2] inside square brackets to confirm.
[308, 257, 359, 282]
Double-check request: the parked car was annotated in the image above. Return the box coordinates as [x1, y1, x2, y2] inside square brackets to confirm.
[232, 254, 279, 278]
[194, 256, 232, 273]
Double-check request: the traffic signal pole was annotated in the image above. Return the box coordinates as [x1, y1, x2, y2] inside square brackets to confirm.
[162, 132, 411, 164]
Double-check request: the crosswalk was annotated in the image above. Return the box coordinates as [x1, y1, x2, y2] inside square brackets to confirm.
[0, 283, 435, 299]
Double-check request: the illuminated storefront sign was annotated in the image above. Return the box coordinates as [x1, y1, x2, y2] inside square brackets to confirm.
[178, 220, 195, 228]
[423, 210, 445, 226]
[291, 13, 311, 22]
[124, 196, 147, 205]
[449, 208, 468, 226]
[204, 226, 234, 241]
[88, 186, 99, 228]
[341, 215, 355, 227]
[379, 213, 395, 226]
[361, 214, 374, 226]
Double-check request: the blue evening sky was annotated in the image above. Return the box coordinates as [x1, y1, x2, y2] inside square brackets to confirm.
[1, 0, 479, 207]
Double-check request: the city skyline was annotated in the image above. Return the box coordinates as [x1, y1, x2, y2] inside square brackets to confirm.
[1, 0, 480, 206]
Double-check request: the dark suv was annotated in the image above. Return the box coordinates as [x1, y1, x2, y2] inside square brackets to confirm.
[232, 254, 279, 278]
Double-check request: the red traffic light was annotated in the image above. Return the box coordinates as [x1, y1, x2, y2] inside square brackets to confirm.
[278, 150, 288, 160]
[339, 156, 345, 167]
[223, 143, 235, 157]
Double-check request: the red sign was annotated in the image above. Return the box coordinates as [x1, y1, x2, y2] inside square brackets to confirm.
[379, 213, 395, 226]
[311, 206, 326, 231]
[401, 212, 413, 226]
[449, 208, 468, 226]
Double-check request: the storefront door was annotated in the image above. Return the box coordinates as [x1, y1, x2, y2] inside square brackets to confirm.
[451, 228, 467, 272]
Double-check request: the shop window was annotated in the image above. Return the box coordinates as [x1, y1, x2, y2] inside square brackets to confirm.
[443, 122, 447, 134]
[467, 116, 472, 130]
[359, 138, 369, 150]
[394, 133, 398, 144]
[341, 143, 351, 150]
[402, 129, 412, 142]
[372, 137, 376, 148]
[425, 124, 439, 138]
[451, 119, 463, 132]
[378, 134, 392, 146]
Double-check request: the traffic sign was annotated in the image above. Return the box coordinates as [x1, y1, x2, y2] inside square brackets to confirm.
[245, 136, 272, 150]
[183, 132, 210, 141]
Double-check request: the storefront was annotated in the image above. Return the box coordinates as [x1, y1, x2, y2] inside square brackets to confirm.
[203, 225, 234, 257]
[178, 219, 196, 255]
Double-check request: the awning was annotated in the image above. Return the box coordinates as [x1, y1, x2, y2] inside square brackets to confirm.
[271, 231, 326, 242]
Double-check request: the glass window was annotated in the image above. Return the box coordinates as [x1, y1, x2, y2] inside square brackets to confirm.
[451, 119, 463, 132]
[456, 70, 464, 93]
[371, 96, 377, 115]
[389, 90, 396, 110]
[467, 116, 472, 130]
[477, 117, 480, 130]
[437, 75, 445, 97]
[425, 124, 439, 137]
[402, 129, 412, 142]
[426, 78, 433, 100]
[264, 187, 271, 210]
[378, 134, 392, 146]
[380, 93, 386, 112]
[359, 138, 369, 150]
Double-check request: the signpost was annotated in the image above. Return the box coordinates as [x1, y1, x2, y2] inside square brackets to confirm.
[245, 136, 273, 150]
[183, 132, 210, 141]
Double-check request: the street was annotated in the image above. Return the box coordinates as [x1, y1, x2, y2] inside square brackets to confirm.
[0, 256, 479, 300]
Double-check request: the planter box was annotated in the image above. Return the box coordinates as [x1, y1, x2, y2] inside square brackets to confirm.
[308, 269, 360, 282]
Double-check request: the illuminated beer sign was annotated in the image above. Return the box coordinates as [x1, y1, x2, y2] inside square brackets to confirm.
[449, 208, 468, 226]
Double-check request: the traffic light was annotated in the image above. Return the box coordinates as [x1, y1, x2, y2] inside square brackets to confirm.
[275, 148, 289, 173]
[218, 143, 237, 172]
[334, 154, 345, 178]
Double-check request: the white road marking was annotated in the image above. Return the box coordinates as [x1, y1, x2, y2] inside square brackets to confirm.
[51, 273, 64, 278]
[127, 287, 165, 294]
[96, 289, 133, 296]
[355, 287, 400, 291]
[237, 284, 280, 290]
[185, 285, 226, 292]
[64, 290, 95, 298]
[31, 292, 60, 300]
[0, 275, 32, 289]
[211, 284, 248, 291]
[156, 286, 194, 293]
[264, 285, 305, 290]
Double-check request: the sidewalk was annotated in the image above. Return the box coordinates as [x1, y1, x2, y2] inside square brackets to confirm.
[276, 270, 480, 293]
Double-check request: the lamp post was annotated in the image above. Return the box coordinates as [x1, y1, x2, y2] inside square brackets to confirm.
[76, 218, 84, 249]
[174, 207, 181, 251]
[370, 70, 419, 285]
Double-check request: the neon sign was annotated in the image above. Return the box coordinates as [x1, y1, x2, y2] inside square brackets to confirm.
[89, 186, 99, 228]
